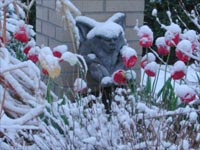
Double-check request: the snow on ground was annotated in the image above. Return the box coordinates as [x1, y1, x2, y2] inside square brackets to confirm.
[141, 64, 200, 93]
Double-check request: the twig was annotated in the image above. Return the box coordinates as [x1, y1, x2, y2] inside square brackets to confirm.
[3, 1, 7, 46]
[0, 87, 7, 119]
[13, 105, 45, 125]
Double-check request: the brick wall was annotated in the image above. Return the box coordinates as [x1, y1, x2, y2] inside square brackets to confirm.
[36, 0, 145, 91]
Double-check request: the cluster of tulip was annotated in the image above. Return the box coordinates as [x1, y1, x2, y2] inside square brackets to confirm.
[136, 23, 199, 104]
[112, 22, 199, 104]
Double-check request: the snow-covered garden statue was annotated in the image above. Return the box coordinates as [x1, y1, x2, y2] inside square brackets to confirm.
[76, 13, 137, 87]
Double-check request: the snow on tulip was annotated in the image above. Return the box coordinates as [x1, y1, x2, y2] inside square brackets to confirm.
[182, 30, 198, 51]
[144, 61, 158, 77]
[176, 84, 196, 103]
[176, 40, 192, 62]
[155, 37, 170, 56]
[112, 69, 126, 85]
[61, 51, 79, 66]
[140, 52, 156, 69]
[74, 78, 87, 93]
[164, 23, 181, 46]
[53, 44, 68, 58]
[23, 39, 36, 54]
[39, 47, 61, 78]
[13, 20, 30, 43]
[171, 60, 186, 80]
[137, 25, 153, 48]
[27, 46, 39, 63]
[121, 46, 138, 68]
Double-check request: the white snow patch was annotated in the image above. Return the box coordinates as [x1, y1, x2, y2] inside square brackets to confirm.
[61, 51, 79, 66]
[121, 46, 137, 59]
[53, 45, 68, 53]
[87, 21, 123, 39]
[176, 40, 192, 53]
[74, 78, 87, 92]
[125, 70, 136, 80]
[171, 61, 186, 74]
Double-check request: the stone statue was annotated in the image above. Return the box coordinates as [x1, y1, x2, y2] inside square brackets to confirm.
[76, 13, 127, 86]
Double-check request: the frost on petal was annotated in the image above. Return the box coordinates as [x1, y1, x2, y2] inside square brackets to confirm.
[165, 23, 181, 34]
[171, 61, 186, 80]
[39, 55, 61, 78]
[74, 78, 87, 93]
[175, 84, 196, 103]
[176, 40, 192, 54]
[182, 30, 197, 42]
[156, 37, 170, 55]
[138, 25, 154, 40]
[176, 40, 192, 62]
[140, 52, 156, 68]
[164, 23, 181, 46]
[61, 51, 79, 66]
[121, 46, 138, 68]
[144, 61, 158, 77]
[53, 45, 68, 54]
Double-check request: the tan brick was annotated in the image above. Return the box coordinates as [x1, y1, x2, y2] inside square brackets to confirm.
[36, 33, 48, 46]
[106, 0, 144, 12]
[48, 9, 64, 27]
[36, 6, 48, 21]
[42, 21, 56, 38]
[36, 19, 42, 33]
[49, 38, 64, 48]
[56, 27, 72, 42]
[125, 27, 138, 41]
[84, 12, 117, 22]
[72, 0, 104, 12]
[43, 0, 56, 9]
[36, 0, 42, 5]
[126, 12, 144, 27]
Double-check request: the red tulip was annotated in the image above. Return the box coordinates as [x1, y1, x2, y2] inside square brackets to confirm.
[176, 40, 192, 62]
[171, 61, 186, 80]
[140, 53, 156, 69]
[164, 23, 181, 47]
[137, 25, 153, 48]
[42, 68, 49, 75]
[176, 85, 196, 103]
[53, 45, 68, 59]
[139, 34, 153, 48]
[144, 62, 158, 77]
[121, 46, 138, 68]
[14, 26, 29, 43]
[155, 37, 170, 56]
[176, 50, 189, 62]
[23, 45, 31, 54]
[123, 55, 137, 68]
[53, 51, 62, 58]
[23, 40, 36, 55]
[28, 54, 38, 63]
[112, 69, 126, 85]
[165, 32, 180, 46]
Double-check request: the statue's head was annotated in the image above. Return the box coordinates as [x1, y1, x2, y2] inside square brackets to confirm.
[76, 13, 126, 54]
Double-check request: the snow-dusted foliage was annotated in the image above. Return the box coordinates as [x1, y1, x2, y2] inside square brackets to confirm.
[22, 88, 200, 150]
